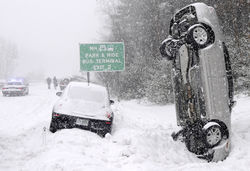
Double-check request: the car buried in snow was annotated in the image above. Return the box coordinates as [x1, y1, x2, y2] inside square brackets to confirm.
[159, 3, 235, 162]
[49, 82, 114, 137]
[2, 78, 29, 96]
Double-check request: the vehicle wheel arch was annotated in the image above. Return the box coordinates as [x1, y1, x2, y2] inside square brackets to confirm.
[208, 119, 229, 139]
[186, 22, 215, 49]
[159, 37, 176, 60]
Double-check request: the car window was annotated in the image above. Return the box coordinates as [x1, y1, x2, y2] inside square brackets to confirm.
[8, 82, 22, 85]
[68, 86, 106, 104]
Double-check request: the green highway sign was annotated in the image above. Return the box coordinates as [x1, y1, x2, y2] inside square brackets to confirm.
[79, 42, 125, 72]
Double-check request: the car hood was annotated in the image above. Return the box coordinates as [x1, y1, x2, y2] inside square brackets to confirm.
[53, 99, 111, 121]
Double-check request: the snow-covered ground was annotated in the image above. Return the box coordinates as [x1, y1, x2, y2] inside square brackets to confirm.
[0, 83, 249, 171]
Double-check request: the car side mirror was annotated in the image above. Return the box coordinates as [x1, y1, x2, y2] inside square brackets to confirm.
[110, 100, 114, 105]
[56, 92, 62, 96]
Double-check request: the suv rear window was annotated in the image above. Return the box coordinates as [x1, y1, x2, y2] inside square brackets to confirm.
[68, 86, 106, 104]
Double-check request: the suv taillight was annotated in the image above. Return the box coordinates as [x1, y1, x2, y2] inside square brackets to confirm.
[53, 112, 60, 117]
[106, 112, 111, 119]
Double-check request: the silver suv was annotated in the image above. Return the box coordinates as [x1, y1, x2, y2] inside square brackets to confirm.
[160, 3, 234, 162]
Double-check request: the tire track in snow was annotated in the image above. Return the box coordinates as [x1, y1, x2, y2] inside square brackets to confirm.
[0, 83, 59, 170]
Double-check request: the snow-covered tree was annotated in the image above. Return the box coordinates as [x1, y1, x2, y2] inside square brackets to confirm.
[98, 0, 249, 103]
[0, 37, 18, 79]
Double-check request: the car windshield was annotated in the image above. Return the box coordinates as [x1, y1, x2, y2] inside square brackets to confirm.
[68, 86, 106, 104]
[7, 82, 22, 85]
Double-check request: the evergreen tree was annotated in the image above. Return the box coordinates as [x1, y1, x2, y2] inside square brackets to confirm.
[98, 0, 249, 103]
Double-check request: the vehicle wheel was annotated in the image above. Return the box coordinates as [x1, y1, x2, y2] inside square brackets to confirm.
[203, 122, 222, 148]
[186, 24, 213, 49]
[106, 126, 112, 134]
[185, 130, 207, 155]
[160, 38, 175, 60]
[171, 130, 185, 142]
[185, 133, 197, 153]
[100, 125, 112, 137]
[49, 120, 58, 133]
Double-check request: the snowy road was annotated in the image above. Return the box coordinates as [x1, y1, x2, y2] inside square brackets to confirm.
[0, 83, 249, 171]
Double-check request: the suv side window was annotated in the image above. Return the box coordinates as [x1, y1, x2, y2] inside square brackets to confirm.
[222, 42, 234, 104]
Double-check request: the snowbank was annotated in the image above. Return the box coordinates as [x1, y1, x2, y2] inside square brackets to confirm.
[0, 83, 249, 170]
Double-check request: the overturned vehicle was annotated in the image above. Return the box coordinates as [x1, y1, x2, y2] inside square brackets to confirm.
[160, 3, 235, 162]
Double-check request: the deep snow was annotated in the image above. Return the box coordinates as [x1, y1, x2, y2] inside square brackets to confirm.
[0, 83, 249, 171]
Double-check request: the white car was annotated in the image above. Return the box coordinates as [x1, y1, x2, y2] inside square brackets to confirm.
[49, 82, 114, 137]
[2, 78, 29, 96]
[160, 3, 234, 162]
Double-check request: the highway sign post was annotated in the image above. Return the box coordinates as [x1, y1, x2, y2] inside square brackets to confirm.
[79, 42, 125, 72]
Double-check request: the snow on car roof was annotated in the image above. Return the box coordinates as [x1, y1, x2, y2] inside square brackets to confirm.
[66, 82, 108, 102]
[67, 81, 107, 92]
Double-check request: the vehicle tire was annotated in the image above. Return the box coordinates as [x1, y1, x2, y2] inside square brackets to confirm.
[160, 38, 175, 60]
[106, 125, 112, 134]
[185, 128, 207, 155]
[185, 133, 197, 153]
[100, 125, 112, 137]
[186, 24, 213, 49]
[49, 120, 58, 133]
[203, 122, 222, 148]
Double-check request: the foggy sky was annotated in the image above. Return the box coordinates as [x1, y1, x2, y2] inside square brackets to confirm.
[0, 0, 105, 78]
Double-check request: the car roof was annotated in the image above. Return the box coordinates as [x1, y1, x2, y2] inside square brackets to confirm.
[67, 82, 107, 92]
[8, 77, 26, 81]
[8, 79, 24, 83]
